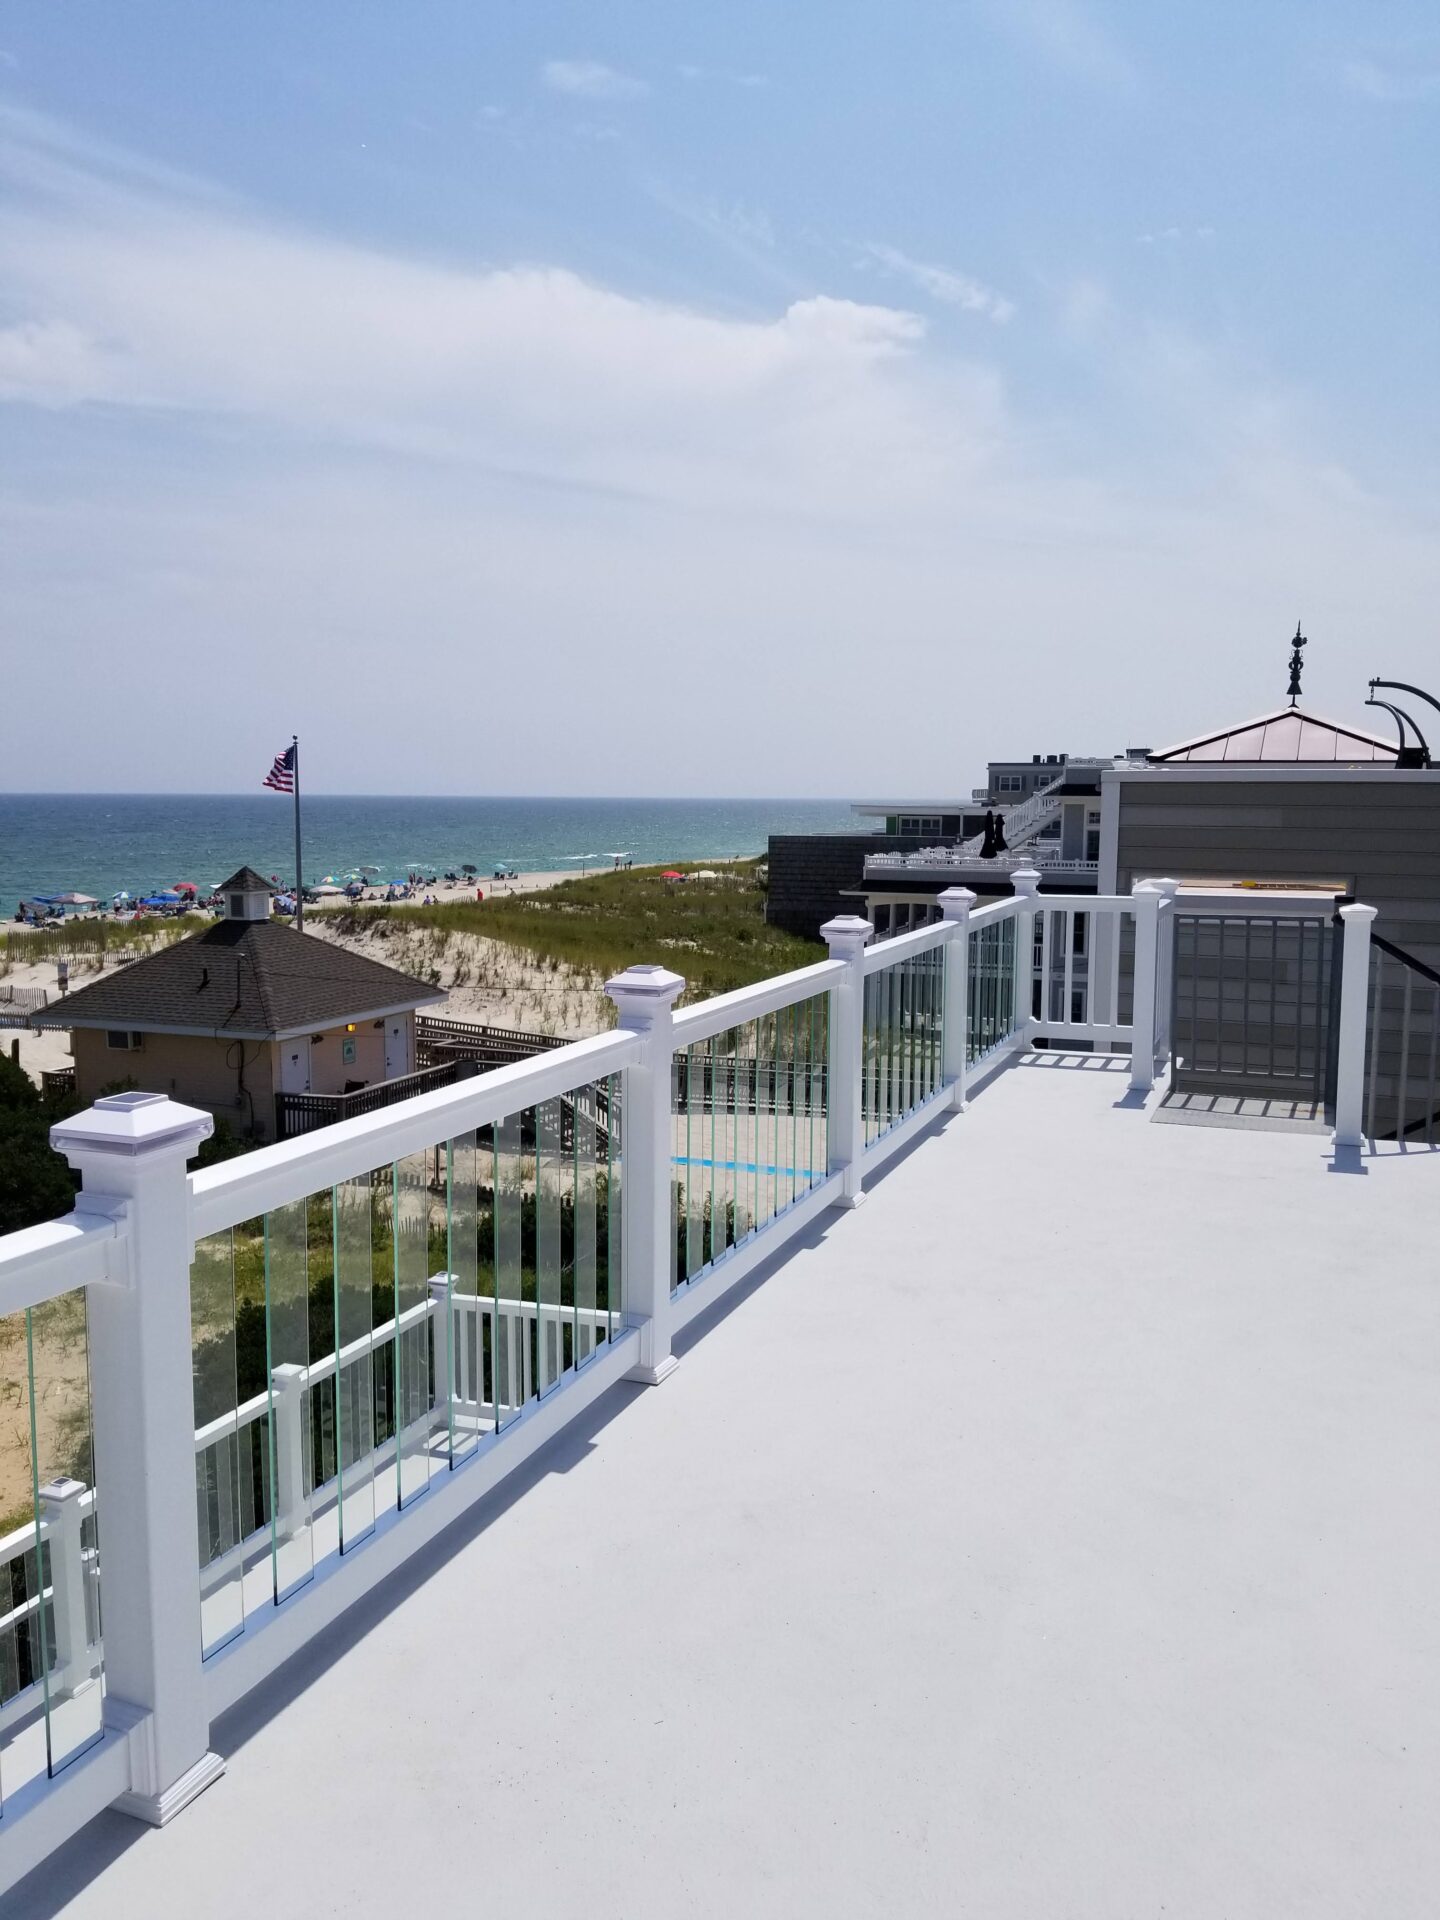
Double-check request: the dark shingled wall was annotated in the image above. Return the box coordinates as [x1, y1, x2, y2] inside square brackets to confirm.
[766, 834, 929, 939]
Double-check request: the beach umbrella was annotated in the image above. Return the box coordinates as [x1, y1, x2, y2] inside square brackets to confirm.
[691, 870, 719, 881]
[662, 870, 685, 881]
[461, 863, 477, 875]
[311, 884, 345, 898]
[54, 892, 100, 907]
[173, 881, 198, 894]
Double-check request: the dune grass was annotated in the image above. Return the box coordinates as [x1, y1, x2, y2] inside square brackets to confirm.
[329, 862, 821, 1002]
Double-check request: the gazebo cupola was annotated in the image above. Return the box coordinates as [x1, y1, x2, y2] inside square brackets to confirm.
[217, 865, 274, 923]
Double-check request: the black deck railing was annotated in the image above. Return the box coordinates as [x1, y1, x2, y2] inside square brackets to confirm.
[1365, 934, 1440, 1145]
[1169, 913, 1339, 1105]
[275, 1061, 465, 1140]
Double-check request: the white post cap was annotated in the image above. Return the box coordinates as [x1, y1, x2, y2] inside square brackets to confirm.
[51, 1090, 213, 1166]
[820, 915, 874, 954]
[605, 963, 686, 1028]
[1150, 877, 1180, 899]
[1010, 869, 1041, 899]
[1339, 903, 1378, 924]
[938, 887, 978, 921]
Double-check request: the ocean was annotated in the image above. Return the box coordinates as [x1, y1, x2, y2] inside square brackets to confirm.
[0, 794, 857, 916]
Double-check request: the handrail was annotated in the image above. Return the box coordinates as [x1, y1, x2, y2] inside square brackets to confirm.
[1371, 931, 1440, 990]
[670, 957, 844, 1047]
[190, 1026, 639, 1237]
[0, 1209, 126, 1317]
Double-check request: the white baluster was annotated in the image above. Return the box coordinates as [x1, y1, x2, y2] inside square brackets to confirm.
[38, 1477, 91, 1699]
[938, 887, 977, 1109]
[820, 916, 874, 1208]
[604, 965, 686, 1385]
[51, 1090, 225, 1826]
[1334, 903, 1378, 1148]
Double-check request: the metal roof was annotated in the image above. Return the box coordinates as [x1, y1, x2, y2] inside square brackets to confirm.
[1149, 705, 1398, 764]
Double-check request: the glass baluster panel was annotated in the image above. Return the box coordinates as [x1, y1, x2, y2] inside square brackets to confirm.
[573, 1096, 598, 1366]
[763, 1010, 778, 1226]
[333, 1174, 376, 1549]
[266, 1198, 314, 1602]
[687, 1047, 704, 1281]
[190, 1227, 245, 1652]
[476, 1123, 500, 1437]
[494, 1112, 526, 1422]
[393, 1150, 431, 1507]
[27, 1292, 103, 1775]
[707, 1034, 721, 1266]
[447, 1131, 480, 1461]
[604, 1077, 623, 1344]
[306, 1189, 337, 1525]
[535, 1098, 563, 1394]
[0, 1308, 40, 1803]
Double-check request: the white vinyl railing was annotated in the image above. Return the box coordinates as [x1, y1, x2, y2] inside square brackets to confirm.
[0, 874, 1370, 1892]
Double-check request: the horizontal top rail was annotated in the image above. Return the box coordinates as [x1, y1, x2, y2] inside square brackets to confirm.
[670, 957, 845, 1047]
[191, 1026, 640, 1237]
[1370, 931, 1440, 988]
[1030, 892, 1134, 914]
[861, 919, 953, 972]
[0, 1208, 126, 1318]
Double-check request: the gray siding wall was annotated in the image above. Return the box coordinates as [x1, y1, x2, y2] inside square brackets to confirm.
[1115, 777, 1440, 964]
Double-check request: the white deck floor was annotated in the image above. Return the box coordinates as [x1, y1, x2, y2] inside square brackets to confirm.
[16, 1055, 1440, 1919]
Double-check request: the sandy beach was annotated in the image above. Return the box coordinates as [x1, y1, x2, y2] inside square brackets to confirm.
[3, 857, 750, 1085]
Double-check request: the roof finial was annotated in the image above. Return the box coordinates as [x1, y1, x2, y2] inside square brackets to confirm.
[1286, 621, 1306, 706]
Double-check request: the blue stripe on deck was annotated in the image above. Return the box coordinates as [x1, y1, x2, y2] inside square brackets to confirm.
[672, 1155, 821, 1179]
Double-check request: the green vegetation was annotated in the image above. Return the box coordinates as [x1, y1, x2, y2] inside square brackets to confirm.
[1, 914, 209, 962]
[0, 1053, 79, 1234]
[330, 862, 819, 1003]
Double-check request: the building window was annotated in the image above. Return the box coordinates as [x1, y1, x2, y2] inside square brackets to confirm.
[229, 894, 244, 917]
[1070, 987, 1086, 1024]
[997, 774, 1023, 793]
[106, 1030, 143, 1051]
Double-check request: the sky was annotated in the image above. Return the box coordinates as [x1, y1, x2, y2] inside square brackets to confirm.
[1, 2, 1438, 797]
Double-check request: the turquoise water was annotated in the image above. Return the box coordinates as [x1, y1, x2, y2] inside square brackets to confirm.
[0, 794, 856, 915]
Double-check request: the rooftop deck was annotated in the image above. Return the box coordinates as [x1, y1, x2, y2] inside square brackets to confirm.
[17, 1054, 1438, 1919]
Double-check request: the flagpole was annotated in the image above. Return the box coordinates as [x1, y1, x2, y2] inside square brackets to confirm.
[292, 734, 303, 932]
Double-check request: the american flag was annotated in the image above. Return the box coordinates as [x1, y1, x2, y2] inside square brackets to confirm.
[263, 742, 296, 793]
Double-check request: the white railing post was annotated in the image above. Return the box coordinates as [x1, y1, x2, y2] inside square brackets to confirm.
[38, 1477, 91, 1698]
[50, 1089, 224, 1825]
[604, 965, 686, 1385]
[269, 1363, 308, 1540]
[1334, 904, 1378, 1148]
[1151, 879, 1179, 1069]
[820, 915, 874, 1208]
[1129, 882, 1162, 1091]
[938, 887, 977, 1109]
[1011, 868, 1041, 1037]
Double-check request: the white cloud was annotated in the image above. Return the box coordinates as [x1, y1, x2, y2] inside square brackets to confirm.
[541, 60, 648, 103]
[1342, 57, 1440, 103]
[861, 243, 1015, 323]
[985, 0, 1142, 96]
[0, 107, 1434, 799]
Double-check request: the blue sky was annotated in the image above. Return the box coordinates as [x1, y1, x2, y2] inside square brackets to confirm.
[2, 3, 1438, 794]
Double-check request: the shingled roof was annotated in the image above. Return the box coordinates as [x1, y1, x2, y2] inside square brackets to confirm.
[33, 921, 445, 1038]
[216, 866, 275, 893]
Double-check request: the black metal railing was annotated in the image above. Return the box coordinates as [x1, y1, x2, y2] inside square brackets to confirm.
[275, 1061, 465, 1139]
[1169, 913, 1338, 1104]
[1364, 935, 1440, 1146]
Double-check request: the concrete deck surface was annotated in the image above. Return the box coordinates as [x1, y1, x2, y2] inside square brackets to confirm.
[15, 1055, 1440, 1919]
